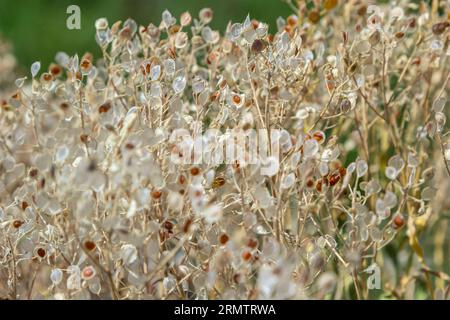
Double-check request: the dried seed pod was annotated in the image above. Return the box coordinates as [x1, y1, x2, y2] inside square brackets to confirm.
[251, 39, 266, 54]
[432, 22, 449, 35]
[242, 251, 252, 261]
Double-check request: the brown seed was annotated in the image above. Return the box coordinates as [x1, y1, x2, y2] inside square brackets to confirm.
[395, 31, 404, 39]
[183, 218, 193, 233]
[190, 167, 200, 176]
[80, 59, 92, 70]
[37, 248, 46, 258]
[125, 143, 135, 150]
[49, 64, 62, 77]
[339, 167, 347, 177]
[60, 102, 69, 110]
[328, 172, 341, 186]
[194, 190, 202, 198]
[308, 10, 320, 24]
[13, 220, 23, 228]
[316, 179, 323, 192]
[82, 267, 94, 279]
[80, 134, 90, 143]
[178, 175, 186, 185]
[164, 220, 174, 230]
[306, 178, 315, 188]
[145, 62, 151, 75]
[232, 95, 241, 105]
[29, 168, 38, 178]
[99, 101, 112, 113]
[411, 57, 421, 65]
[169, 25, 181, 35]
[313, 131, 325, 144]
[432, 22, 449, 35]
[219, 233, 229, 245]
[84, 241, 96, 251]
[39, 178, 46, 189]
[42, 73, 53, 82]
[21, 201, 29, 210]
[393, 215, 405, 229]
[151, 190, 162, 199]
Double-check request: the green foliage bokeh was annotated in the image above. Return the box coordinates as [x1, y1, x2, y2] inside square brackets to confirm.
[0, 0, 290, 70]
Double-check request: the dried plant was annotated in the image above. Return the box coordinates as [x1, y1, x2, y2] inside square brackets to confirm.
[0, 35, 17, 93]
[0, 0, 449, 300]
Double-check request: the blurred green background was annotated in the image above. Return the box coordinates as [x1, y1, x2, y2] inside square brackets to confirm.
[0, 0, 291, 71]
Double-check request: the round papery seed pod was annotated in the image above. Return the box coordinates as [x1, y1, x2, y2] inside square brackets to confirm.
[432, 22, 449, 35]
[180, 12, 192, 26]
[393, 215, 405, 229]
[199, 8, 213, 24]
[81, 266, 96, 280]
